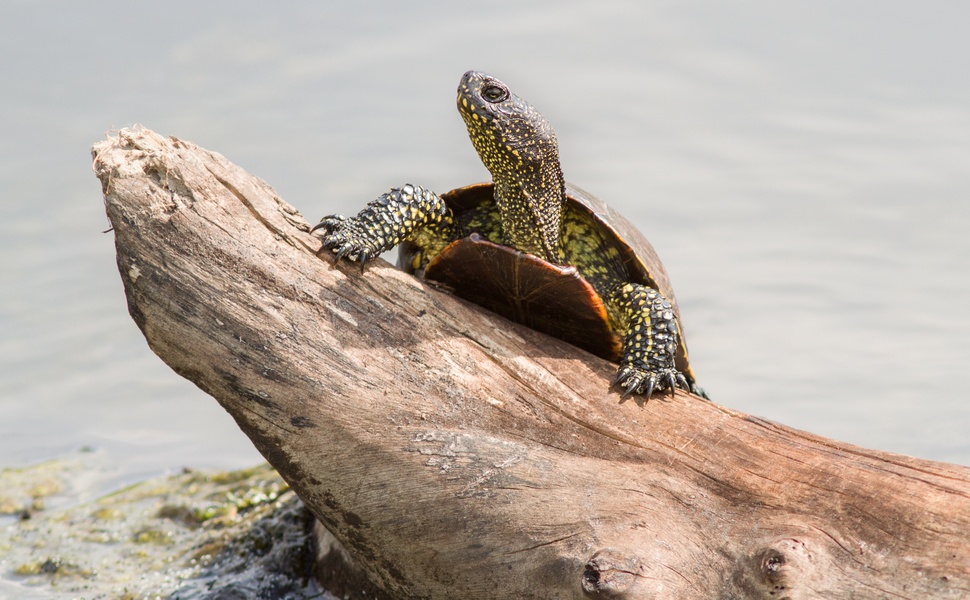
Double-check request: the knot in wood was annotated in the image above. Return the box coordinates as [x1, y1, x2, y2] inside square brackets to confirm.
[732, 538, 816, 599]
[582, 548, 641, 597]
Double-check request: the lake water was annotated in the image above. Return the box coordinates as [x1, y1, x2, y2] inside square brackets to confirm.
[2, 0, 969, 504]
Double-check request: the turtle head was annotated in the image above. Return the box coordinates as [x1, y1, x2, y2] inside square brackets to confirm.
[457, 71, 565, 261]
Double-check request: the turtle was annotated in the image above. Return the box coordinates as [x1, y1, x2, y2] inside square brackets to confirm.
[312, 70, 705, 399]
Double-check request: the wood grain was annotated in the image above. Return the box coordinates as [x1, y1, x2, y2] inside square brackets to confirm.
[93, 127, 970, 599]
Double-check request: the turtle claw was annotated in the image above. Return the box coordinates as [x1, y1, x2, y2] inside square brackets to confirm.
[667, 372, 689, 397]
[613, 364, 687, 400]
[613, 367, 640, 399]
[310, 214, 347, 235]
[676, 373, 690, 391]
[311, 213, 384, 269]
[334, 244, 354, 262]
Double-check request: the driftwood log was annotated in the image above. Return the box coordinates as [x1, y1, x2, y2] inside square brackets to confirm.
[93, 127, 970, 599]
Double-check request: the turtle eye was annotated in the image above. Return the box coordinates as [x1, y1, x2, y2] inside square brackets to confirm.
[481, 83, 509, 103]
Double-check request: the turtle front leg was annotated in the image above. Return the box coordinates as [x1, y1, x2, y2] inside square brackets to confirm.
[312, 184, 456, 265]
[608, 283, 690, 399]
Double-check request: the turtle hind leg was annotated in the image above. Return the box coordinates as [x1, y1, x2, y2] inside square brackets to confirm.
[689, 382, 711, 400]
[312, 184, 457, 266]
[607, 283, 689, 399]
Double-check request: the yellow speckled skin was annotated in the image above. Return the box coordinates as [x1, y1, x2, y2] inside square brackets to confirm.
[313, 71, 704, 398]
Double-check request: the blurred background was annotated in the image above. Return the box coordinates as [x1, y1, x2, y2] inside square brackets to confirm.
[2, 1, 968, 503]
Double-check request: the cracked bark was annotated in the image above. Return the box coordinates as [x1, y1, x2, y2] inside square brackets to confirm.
[93, 127, 970, 599]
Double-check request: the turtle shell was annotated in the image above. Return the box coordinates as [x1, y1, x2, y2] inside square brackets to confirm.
[398, 182, 693, 379]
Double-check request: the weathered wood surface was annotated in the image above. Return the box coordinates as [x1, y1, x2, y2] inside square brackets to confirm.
[93, 127, 970, 599]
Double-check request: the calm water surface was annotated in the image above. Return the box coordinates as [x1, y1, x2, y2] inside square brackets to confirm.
[2, 1, 969, 502]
